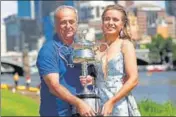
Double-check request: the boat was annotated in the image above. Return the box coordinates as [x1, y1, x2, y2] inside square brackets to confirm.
[146, 64, 168, 72]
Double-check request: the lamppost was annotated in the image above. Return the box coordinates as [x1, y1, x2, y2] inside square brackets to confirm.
[21, 30, 30, 78]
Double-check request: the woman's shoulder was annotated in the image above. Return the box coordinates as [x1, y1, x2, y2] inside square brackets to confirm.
[121, 39, 135, 53]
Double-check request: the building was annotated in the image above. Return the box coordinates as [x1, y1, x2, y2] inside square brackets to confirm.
[165, 16, 176, 39]
[76, 1, 115, 23]
[17, 1, 74, 42]
[4, 0, 74, 53]
[1, 23, 7, 55]
[34, 1, 74, 41]
[165, 1, 176, 17]
[157, 18, 169, 39]
[4, 15, 20, 52]
[75, 1, 115, 40]
[118, 1, 134, 8]
[18, 1, 35, 19]
[38, 1, 66, 41]
[4, 15, 40, 52]
[127, 11, 139, 40]
[129, 4, 166, 38]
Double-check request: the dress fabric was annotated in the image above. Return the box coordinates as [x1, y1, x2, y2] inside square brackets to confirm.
[95, 52, 141, 116]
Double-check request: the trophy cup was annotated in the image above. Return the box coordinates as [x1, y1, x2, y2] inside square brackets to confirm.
[72, 29, 101, 116]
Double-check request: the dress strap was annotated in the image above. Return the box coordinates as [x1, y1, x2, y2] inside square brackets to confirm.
[120, 40, 124, 54]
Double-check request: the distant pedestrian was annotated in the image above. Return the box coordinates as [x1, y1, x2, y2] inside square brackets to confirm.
[26, 75, 31, 89]
[13, 72, 19, 88]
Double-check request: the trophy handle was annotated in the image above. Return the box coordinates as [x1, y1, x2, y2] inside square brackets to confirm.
[79, 29, 88, 42]
[93, 42, 109, 62]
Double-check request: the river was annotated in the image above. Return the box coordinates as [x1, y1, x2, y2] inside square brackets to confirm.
[1, 71, 176, 105]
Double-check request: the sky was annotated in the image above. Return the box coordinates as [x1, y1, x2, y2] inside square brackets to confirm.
[1, 1, 165, 24]
[1, 1, 17, 23]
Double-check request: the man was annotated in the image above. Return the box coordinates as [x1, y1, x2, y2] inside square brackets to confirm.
[36, 5, 95, 116]
[13, 72, 19, 88]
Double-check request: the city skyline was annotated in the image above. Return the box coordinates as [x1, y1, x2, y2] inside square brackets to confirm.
[1, 1, 165, 23]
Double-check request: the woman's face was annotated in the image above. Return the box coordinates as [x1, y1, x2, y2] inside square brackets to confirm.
[102, 9, 124, 36]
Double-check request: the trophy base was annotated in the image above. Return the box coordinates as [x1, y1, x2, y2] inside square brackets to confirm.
[72, 113, 103, 117]
[72, 93, 101, 116]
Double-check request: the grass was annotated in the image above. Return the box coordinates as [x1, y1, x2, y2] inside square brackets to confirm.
[1, 89, 176, 116]
[1, 89, 39, 116]
[138, 99, 176, 116]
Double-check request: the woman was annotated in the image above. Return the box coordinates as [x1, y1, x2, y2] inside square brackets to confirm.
[80, 4, 141, 116]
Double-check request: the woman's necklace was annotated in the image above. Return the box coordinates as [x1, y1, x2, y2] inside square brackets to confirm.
[102, 38, 120, 80]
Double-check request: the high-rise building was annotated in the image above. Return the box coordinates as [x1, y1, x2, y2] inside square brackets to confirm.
[4, 15, 20, 52]
[18, 1, 35, 19]
[165, 1, 176, 17]
[39, 1, 66, 40]
[4, 1, 74, 52]
[4, 15, 40, 52]
[34, 1, 74, 41]
[17, 1, 74, 41]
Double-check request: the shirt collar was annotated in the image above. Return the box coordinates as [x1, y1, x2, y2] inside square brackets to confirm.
[53, 33, 74, 54]
[53, 33, 74, 48]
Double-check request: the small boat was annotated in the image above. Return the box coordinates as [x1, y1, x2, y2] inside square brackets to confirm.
[146, 64, 168, 72]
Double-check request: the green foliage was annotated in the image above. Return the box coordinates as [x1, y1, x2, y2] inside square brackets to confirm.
[172, 42, 176, 60]
[147, 34, 175, 63]
[1, 89, 39, 116]
[138, 99, 176, 116]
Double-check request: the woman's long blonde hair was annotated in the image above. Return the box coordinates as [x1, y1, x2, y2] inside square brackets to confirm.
[102, 4, 131, 40]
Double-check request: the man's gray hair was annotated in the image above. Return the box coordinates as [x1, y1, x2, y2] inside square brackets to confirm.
[54, 5, 78, 23]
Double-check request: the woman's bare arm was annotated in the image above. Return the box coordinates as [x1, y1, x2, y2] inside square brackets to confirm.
[109, 40, 139, 104]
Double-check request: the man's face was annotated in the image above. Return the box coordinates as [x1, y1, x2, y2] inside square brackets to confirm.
[55, 8, 77, 41]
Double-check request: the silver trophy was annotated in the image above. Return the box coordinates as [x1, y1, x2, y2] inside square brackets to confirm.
[72, 29, 102, 116]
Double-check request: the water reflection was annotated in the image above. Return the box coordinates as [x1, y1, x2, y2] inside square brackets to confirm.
[132, 71, 176, 105]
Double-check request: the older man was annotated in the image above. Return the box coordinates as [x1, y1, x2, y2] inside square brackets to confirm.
[36, 5, 95, 116]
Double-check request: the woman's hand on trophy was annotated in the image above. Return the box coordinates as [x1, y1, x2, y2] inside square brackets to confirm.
[101, 100, 115, 116]
[80, 75, 94, 86]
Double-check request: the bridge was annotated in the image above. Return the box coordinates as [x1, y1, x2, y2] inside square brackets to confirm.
[1, 49, 149, 76]
[136, 49, 150, 65]
[1, 57, 37, 76]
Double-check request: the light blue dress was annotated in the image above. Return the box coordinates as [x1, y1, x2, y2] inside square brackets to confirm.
[95, 51, 141, 116]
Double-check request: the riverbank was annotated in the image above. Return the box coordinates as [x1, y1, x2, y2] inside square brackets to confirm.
[138, 99, 176, 116]
[1, 89, 176, 116]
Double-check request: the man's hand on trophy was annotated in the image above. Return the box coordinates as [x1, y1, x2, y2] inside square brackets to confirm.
[80, 75, 94, 86]
[76, 99, 96, 116]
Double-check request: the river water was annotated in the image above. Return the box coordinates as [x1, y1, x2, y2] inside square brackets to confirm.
[1, 71, 176, 105]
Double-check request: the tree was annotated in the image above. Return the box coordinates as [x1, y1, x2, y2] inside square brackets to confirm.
[147, 34, 174, 64]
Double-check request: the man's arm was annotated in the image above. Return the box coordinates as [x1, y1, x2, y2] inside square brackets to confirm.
[43, 73, 79, 106]
[37, 44, 95, 116]
[43, 73, 95, 116]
